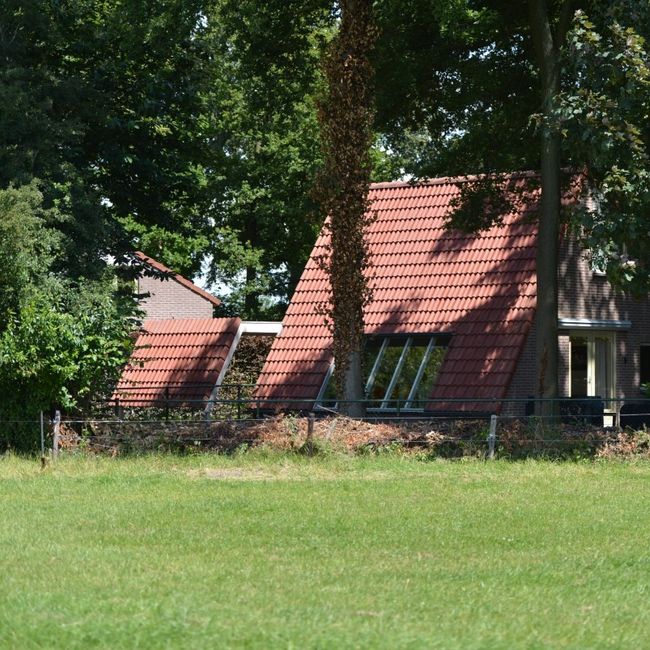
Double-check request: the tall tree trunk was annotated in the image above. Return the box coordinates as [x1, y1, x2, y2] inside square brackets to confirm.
[528, 0, 572, 415]
[315, 0, 377, 418]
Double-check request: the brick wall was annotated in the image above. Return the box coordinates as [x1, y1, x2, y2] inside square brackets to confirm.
[138, 275, 214, 319]
[557, 237, 650, 400]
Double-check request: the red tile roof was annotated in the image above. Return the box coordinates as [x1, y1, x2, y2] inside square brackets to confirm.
[255, 175, 540, 408]
[135, 251, 221, 307]
[116, 318, 240, 406]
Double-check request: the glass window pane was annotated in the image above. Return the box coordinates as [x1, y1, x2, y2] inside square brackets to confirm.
[320, 372, 337, 407]
[367, 340, 404, 405]
[363, 339, 384, 387]
[571, 337, 588, 397]
[411, 346, 447, 408]
[595, 336, 611, 398]
[641, 345, 650, 385]
[385, 343, 426, 405]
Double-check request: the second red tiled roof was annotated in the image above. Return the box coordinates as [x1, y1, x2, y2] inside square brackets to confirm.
[116, 317, 240, 407]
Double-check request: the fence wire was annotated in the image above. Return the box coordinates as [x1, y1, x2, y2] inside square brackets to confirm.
[4, 394, 649, 458]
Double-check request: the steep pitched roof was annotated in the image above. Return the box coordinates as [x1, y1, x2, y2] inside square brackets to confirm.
[135, 251, 221, 307]
[116, 317, 240, 406]
[255, 175, 539, 407]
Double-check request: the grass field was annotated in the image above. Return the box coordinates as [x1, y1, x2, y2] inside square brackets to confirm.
[2, 452, 650, 649]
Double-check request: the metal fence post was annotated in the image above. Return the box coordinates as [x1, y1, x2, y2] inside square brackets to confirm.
[237, 384, 242, 420]
[52, 410, 61, 459]
[40, 411, 46, 467]
[487, 414, 497, 460]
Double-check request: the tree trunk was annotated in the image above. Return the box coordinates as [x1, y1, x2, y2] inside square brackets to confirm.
[243, 215, 260, 318]
[344, 349, 365, 417]
[528, 0, 570, 416]
[244, 264, 259, 318]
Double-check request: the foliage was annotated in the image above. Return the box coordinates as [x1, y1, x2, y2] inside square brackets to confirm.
[313, 0, 378, 413]
[0, 284, 135, 408]
[0, 0, 212, 279]
[197, 0, 332, 318]
[0, 182, 60, 328]
[558, 6, 650, 293]
[0, 184, 136, 450]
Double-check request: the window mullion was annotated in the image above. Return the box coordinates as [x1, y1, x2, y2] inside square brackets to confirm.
[381, 338, 412, 409]
[406, 337, 435, 409]
[587, 336, 595, 396]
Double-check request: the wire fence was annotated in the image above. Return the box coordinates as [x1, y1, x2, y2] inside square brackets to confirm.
[7, 394, 649, 460]
[101, 386, 650, 428]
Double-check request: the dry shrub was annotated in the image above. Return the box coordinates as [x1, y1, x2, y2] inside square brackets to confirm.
[59, 414, 650, 459]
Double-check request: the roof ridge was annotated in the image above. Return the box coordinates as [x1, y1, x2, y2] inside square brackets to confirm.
[370, 170, 539, 190]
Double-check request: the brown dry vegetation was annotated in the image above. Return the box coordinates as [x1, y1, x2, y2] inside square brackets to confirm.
[56, 414, 650, 459]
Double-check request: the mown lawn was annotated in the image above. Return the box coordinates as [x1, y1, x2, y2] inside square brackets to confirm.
[1, 452, 649, 649]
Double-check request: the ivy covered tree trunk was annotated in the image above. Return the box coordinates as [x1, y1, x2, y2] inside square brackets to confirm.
[315, 0, 377, 418]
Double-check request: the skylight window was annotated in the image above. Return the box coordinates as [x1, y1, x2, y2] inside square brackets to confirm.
[317, 334, 449, 411]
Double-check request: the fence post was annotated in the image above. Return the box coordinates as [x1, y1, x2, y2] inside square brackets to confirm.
[40, 411, 46, 467]
[52, 410, 61, 460]
[237, 384, 242, 420]
[487, 414, 497, 460]
[305, 412, 315, 456]
[165, 387, 170, 421]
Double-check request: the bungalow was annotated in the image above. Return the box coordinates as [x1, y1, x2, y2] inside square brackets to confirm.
[254, 174, 650, 421]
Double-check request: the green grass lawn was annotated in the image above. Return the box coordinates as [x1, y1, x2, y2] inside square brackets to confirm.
[1, 453, 650, 649]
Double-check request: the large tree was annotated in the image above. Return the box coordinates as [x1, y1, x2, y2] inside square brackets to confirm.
[0, 0, 212, 278]
[199, 0, 331, 318]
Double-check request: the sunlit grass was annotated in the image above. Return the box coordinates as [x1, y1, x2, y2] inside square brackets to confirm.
[1, 453, 649, 648]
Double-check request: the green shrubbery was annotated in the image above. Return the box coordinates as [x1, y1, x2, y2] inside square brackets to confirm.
[0, 183, 136, 450]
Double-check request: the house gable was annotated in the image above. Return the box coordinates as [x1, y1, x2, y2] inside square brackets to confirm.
[255, 175, 540, 408]
[135, 252, 220, 320]
[116, 317, 240, 407]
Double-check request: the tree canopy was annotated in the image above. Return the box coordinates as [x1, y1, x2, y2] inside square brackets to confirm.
[0, 0, 648, 428]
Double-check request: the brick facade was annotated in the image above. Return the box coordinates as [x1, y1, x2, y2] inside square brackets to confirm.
[137, 275, 216, 319]
[558, 237, 650, 401]
[505, 238, 650, 413]
[503, 322, 537, 414]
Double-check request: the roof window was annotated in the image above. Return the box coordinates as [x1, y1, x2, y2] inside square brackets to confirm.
[317, 334, 449, 411]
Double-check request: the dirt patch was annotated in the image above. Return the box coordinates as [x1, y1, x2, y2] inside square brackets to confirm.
[189, 467, 276, 481]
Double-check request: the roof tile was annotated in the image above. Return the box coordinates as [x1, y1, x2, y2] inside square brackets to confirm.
[116, 317, 240, 406]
